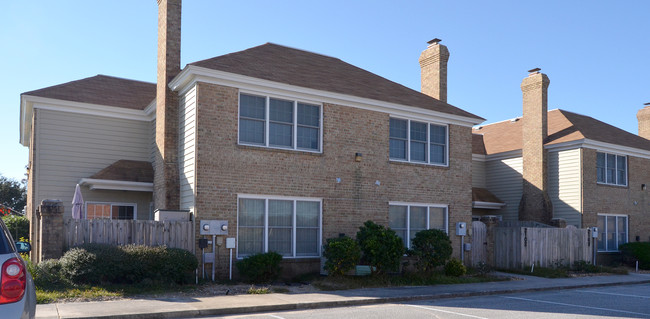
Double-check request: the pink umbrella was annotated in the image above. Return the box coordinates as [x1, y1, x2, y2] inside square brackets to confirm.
[72, 184, 84, 219]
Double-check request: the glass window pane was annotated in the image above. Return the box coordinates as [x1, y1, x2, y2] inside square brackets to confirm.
[430, 144, 446, 165]
[239, 119, 265, 144]
[410, 122, 427, 142]
[268, 228, 292, 256]
[389, 118, 407, 138]
[606, 154, 616, 184]
[389, 206, 407, 229]
[297, 103, 320, 127]
[268, 200, 292, 227]
[296, 228, 319, 256]
[410, 206, 427, 230]
[239, 228, 263, 256]
[597, 215, 605, 251]
[112, 205, 134, 220]
[390, 139, 407, 159]
[617, 156, 626, 185]
[297, 126, 319, 150]
[239, 199, 265, 226]
[430, 125, 446, 144]
[269, 123, 293, 147]
[429, 207, 447, 231]
[597, 153, 606, 183]
[410, 141, 426, 162]
[606, 216, 616, 251]
[269, 99, 293, 123]
[296, 201, 319, 227]
[240, 94, 266, 119]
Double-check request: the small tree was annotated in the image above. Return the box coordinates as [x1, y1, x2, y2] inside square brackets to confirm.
[356, 220, 405, 275]
[2, 215, 29, 241]
[323, 236, 360, 276]
[0, 175, 27, 213]
[409, 229, 452, 272]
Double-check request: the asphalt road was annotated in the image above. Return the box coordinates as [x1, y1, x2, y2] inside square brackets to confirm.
[195, 283, 650, 319]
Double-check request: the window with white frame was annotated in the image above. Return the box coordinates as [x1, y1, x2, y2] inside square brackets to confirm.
[389, 118, 447, 165]
[85, 202, 136, 220]
[239, 93, 321, 152]
[237, 196, 321, 258]
[596, 152, 627, 186]
[597, 214, 628, 252]
[388, 203, 448, 249]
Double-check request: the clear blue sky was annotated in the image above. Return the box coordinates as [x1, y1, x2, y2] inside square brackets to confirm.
[1, 1, 649, 182]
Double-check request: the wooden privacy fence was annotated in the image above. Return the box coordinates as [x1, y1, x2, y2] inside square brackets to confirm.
[64, 219, 193, 252]
[494, 225, 592, 269]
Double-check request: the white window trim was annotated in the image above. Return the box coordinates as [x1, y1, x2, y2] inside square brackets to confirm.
[388, 202, 449, 249]
[84, 202, 138, 220]
[236, 194, 323, 259]
[596, 151, 628, 187]
[389, 116, 449, 167]
[597, 213, 628, 252]
[238, 91, 323, 153]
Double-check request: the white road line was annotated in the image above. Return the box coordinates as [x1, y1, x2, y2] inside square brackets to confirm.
[502, 296, 650, 316]
[405, 304, 489, 319]
[267, 315, 285, 319]
[579, 290, 650, 299]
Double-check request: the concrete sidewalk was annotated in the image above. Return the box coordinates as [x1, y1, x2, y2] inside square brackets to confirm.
[36, 272, 650, 319]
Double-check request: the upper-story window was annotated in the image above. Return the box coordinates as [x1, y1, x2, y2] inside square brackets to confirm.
[389, 118, 448, 165]
[239, 93, 321, 152]
[596, 152, 627, 186]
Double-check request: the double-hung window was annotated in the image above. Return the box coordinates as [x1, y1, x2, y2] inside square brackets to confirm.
[596, 152, 627, 186]
[237, 196, 321, 258]
[239, 93, 321, 152]
[388, 203, 448, 249]
[597, 214, 628, 252]
[389, 118, 448, 165]
[85, 202, 136, 220]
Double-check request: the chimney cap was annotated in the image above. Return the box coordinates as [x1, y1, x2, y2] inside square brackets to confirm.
[427, 38, 442, 45]
[645, 102, 650, 106]
[527, 68, 541, 75]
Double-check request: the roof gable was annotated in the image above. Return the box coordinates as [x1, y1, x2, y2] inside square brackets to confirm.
[190, 43, 483, 120]
[22, 75, 156, 110]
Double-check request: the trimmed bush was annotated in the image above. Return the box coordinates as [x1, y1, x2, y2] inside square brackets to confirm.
[2, 215, 29, 241]
[323, 236, 361, 276]
[620, 242, 650, 270]
[444, 258, 467, 277]
[236, 252, 283, 283]
[409, 229, 452, 272]
[31, 259, 70, 290]
[356, 220, 405, 275]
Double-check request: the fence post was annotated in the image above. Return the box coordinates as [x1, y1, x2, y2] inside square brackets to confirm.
[36, 199, 65, 262]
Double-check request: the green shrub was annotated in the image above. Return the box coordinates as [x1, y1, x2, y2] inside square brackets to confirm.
[323, 236, 361, 276]
[236, 252, 283, 283]
[356, 220, 405, 275]
[59, 247, 98, 283]
[444, 258, 466, 277]
[2, 215, 29, 241]
[409, 229, 452, 272]
[620, 242, 650, 270]
[31, 259, 69, 290]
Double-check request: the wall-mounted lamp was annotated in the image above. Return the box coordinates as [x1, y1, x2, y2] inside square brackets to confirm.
[355, 152, 363, 162]
[336, 177, 341, 183]
[642, 184, 647, 191]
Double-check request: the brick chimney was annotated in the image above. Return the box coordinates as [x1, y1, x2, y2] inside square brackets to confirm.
[637, 103, 650, 139]
[419, 38, 449, 102]
[154, 0, 181, 210]
[518, 68, 553, 224]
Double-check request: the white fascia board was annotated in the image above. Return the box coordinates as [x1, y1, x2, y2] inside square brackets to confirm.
[79, 178, 153, 192]
[472, 201, 506, 209]
[484, 149, 523, 161]
[20, 95, 153, 146]
[472, 154, 486, 162]
[545, 138, 650, 159]
[168, 65, 483, 127]
[143, 99, 157, 117]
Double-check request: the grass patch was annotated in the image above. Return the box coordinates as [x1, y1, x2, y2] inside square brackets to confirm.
[313, 272, 504, 291]
[36, 283, 199, 304]
[247, 286, 270, 294]
[499, 261, 629, 279]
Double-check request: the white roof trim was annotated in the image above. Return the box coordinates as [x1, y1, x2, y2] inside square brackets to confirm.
[79, 178, 153, 192]
[20, 95, 153, 146]
[168, 65, 483, 127]
[472, 201, 506, 209]
[472, 154, 486, 162]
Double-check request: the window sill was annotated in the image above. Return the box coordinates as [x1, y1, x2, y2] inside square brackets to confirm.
[389, 159, 449, 168]
[237, 144, 323, 156]
[596, 182, 628, 189]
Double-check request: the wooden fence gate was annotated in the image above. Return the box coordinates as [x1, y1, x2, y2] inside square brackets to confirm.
[471, 221, 488, 266]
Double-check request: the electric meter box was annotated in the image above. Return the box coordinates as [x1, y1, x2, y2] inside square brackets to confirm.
[456, 222, 467, 236]
[226, 238, 236, 249]
[591, 227, 599, 238]
[200, 220, 229, 235]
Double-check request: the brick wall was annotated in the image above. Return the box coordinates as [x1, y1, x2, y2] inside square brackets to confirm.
[191, 82, 473, 278]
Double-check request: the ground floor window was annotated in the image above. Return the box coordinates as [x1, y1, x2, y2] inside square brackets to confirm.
[388, 202, 448, 249]
[85, 202, 136, 220]
[597, 214, 627, 252]
[237, 196, 321, 258]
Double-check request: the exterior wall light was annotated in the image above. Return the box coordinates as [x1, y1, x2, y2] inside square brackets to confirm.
[355, 153, 362, 162]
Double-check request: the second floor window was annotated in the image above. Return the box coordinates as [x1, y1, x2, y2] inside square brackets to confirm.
[389, 118, 448, 165]
[239, 93, 321, 152]
[596, 152, 626, 186]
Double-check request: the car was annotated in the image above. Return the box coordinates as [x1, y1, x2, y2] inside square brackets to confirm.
[0, 219, 35, 319]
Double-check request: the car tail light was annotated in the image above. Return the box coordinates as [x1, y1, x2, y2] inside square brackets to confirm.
[0, 258, 26, 304]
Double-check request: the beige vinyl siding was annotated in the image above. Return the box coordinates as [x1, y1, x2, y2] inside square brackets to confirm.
[548, 148, 582, 227]
[179, 86, 197, 210]
[472, 159, 486, 188]
[485, 156, 523, 221]
[34, 109, 152, 219]
[149, 118, 156, 163]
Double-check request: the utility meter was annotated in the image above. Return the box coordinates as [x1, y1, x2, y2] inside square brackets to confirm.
[200, 220, 229, 235]
[456, 222, 467, 236]
[591, 227, 599, 238]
